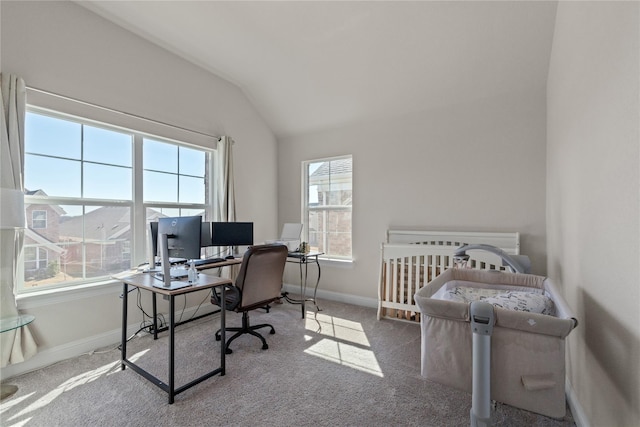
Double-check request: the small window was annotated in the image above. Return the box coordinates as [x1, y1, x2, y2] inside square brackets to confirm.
[32, 210, 47, 229]
[302, 155, 352, 260]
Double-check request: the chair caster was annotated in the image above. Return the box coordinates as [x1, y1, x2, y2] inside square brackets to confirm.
[215, 334, 221, 341]
[269, 329, 275, 335]
[262, 343, 269, 350]
[225, 348, 233, 354]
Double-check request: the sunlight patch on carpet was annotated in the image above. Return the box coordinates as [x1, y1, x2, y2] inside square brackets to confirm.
[304, 339, 383, 377]
[5, 359, 122, 422]
[304, 314, 382, 377]
[305, 313, 371, 346]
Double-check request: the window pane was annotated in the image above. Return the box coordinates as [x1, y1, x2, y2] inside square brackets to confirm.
[144, 170, 178, 203]
[84, 163, 132, 200]
[179, 146, 206, 178]
[25, 154, 81, 197]
[179, 175, 205, 204]
[84, 126, 132, 167]
[144, 139, 177, 173]
[147, 207, 180, 219]
[25, 112, 81, 159]
[23, 204, 132, 288]
[325, 210, 352, 257]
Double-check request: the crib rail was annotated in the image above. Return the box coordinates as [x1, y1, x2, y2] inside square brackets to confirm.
[377, 230, 520, 322]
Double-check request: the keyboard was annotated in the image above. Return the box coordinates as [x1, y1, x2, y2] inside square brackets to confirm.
[192, 258, 225, 267]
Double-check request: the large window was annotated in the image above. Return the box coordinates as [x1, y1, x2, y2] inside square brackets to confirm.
[21, 109, 213, 292]
[303, 155, 352, 260]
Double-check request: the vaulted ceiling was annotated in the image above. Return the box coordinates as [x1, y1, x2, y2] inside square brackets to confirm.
[78, 1, 558, 139]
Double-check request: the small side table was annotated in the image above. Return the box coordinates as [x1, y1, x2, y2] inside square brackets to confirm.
[0, 314, 35, 400]
[283, 251, 323, 318]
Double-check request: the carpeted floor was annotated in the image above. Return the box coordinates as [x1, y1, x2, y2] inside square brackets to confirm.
[0, 298, 575, 426]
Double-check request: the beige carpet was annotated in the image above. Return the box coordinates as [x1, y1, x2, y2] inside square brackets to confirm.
[0, 298, 575, 426]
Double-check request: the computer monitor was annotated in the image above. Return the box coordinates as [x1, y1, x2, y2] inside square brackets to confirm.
[149, 220, 211, 256]
[200, 221, 213, 247]
[157, 215, 202, 260]
[211, 222, 254, 246]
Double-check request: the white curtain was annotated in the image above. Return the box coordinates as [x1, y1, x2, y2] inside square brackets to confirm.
[0, 73, 37, 367]
[214, 136, 237, 278]
[215, 136, 236, 223]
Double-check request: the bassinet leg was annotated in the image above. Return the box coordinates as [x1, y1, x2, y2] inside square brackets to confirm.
[470, 301, 495, 427]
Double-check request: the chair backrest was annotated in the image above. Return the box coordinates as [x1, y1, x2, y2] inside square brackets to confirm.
[234, 244, 288, 311]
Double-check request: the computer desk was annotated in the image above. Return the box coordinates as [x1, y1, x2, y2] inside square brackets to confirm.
[117, 268, 235, 404]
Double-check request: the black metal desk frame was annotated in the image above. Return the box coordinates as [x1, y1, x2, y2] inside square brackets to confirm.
[282, 251, 323, 318]
[119, 272, 232, 404]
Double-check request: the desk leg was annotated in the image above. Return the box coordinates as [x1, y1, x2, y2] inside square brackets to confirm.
[168, 295, 175, 404]
[152, 293, 158, 340]
[220, 285, 226, 375]
[121, 282, 128, 371]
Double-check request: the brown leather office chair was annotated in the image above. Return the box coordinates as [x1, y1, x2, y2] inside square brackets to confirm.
[211, 244, 288, 354]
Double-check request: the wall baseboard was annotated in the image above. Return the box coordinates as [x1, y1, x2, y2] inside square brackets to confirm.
[566, 378, 589, 427]
[281, 282, 378, 309]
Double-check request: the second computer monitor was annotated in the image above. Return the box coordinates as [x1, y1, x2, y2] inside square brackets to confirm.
[211, 222, 254, 246]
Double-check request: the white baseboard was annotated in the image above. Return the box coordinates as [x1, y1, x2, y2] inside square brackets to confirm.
[566, 378, 590, 427]
[0, 305, 220, 380]
[281, 282, 378, 309]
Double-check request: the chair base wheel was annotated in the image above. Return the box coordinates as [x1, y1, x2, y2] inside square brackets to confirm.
[262, 343, 269, 350]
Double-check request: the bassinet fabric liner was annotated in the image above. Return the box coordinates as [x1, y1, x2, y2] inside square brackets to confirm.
[435, 283, 556, 316]
[415, 268, 577, 418]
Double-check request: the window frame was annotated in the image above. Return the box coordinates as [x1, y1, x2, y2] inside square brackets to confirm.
[20, 106, 215, 294]
[31, 210, 47, 229]
[301, 154, 353, 262]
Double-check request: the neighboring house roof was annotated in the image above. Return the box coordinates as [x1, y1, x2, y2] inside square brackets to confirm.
[59, 206, 132, 241]
[58, 207, 206, 241]
[24, 228, 66, 254]
[310, 158, 352, 179]
[24, 189, 67, 216]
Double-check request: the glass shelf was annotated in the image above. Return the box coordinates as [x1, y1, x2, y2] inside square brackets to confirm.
[0, 314, 35, 333]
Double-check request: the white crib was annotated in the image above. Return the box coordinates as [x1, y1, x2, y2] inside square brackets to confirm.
[377, 229, 520, 322]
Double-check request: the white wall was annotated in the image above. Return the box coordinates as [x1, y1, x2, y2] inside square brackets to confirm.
[1, 0, 278, 374]
[547, 2, 640, 426]
[278, 89, 548, 301]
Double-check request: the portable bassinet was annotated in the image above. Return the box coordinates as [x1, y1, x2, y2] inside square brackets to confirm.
[414, 268, 577, 418]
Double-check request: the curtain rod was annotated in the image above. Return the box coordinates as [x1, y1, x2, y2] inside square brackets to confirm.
[26, 86, 221, 141]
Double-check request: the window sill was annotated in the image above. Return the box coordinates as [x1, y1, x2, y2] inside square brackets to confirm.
[319, 257, 354, 268]
[16, 279, 121, 309]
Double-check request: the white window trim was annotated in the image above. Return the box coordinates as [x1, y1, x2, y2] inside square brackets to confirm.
[301, 154, 353, 262]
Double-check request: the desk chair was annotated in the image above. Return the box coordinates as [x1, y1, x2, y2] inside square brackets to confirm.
[211, 244, 288, 354]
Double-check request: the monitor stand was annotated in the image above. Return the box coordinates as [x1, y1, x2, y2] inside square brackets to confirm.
[155, 233, 191, 290]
